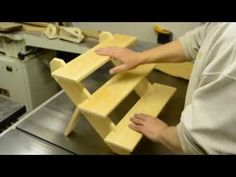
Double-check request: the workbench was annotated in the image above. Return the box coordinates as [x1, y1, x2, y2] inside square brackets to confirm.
[0, 40, 189, 154]
[0, 30, 98, 55]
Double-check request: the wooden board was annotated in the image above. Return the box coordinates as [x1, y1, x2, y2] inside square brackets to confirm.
[79, 63, 156, 118]
[155, 62, 193, 80]
[0, 22, 22, 32]
[51, 34, 136, 83]
[105, 83, 176, 154]
[22, 22, 51, 27]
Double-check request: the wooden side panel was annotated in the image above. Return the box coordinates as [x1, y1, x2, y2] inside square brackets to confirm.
[134, 78, 151, 97]
[55, 79, 90, 106]
[82, 112, 116, 139]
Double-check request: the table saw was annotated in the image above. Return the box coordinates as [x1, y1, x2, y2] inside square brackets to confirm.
[0, 29, 98, 112]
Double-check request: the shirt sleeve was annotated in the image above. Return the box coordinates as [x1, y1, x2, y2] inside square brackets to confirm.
[178, 23, 210, 60]
[179, 73, 236, 154]
[177, 122, 205, 154]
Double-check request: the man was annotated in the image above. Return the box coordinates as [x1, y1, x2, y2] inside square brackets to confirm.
[96, 23, 236, 154]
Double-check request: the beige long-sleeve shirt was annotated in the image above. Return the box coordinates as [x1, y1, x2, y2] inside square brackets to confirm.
[177, 23, 236, 154]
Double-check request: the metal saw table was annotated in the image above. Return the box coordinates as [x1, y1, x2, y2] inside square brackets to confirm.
[0, 40, 189, 155]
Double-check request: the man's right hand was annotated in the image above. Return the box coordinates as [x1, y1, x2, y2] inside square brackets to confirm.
[95, 47, 144, 75]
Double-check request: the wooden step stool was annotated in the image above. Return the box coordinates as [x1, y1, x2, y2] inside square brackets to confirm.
[50, 32, 176, 154]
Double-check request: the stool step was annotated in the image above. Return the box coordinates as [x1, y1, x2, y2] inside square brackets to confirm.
[51, 34, 136, 83]
[104, 83, 176, 154]
[79, 64, 156, 118]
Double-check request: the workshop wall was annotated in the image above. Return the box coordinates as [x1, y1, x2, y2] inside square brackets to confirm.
[73, 22, 200, 43]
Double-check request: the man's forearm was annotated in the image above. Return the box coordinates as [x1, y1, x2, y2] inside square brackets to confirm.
[158, 126, 183, 153]
[139, 40, 189, 64]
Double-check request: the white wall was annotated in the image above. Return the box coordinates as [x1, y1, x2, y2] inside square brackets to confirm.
[73, 22, 200, 43]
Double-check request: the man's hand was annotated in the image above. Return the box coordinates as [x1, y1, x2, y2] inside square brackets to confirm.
[129, 113, 183, 152]
[96, 40, 188, 75]
[129, 113, 168, 142]
[95, 47, 143, 74]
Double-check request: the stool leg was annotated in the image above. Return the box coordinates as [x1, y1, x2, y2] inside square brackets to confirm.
[64, 107, 80, 136]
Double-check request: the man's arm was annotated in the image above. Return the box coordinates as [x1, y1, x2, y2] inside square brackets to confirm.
[158, 126, 183, 152]
[96, 40, 189, 74]
[96, 23, 210, 75]
[139, 40, 188, 64]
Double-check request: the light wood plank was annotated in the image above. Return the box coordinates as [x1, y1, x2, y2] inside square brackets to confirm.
[134, 78, 151, 97]
[0, 22, 22, 32]
[50, 58, 66, 72]
[79, 63, 156, 118]
[99, 31, 113, 43]
[50, 57, 91, 105]
[82, 112, 116, 138]
[51, 34, 136, 83]
[104, 83, 176, 154]
[21, 24, 46, 32]
[64, 107, 81, 136]
[109, 55, 151, 98]
[155, 62, 193, 80]
[55, 78, 90, 106]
